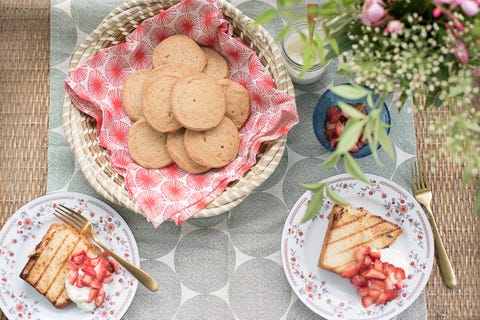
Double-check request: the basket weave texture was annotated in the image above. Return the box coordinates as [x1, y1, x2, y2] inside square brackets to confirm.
[62, 0, 294, 218]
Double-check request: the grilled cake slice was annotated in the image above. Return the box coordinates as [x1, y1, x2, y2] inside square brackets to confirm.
[20, 223, 99, 308]
[318, 205, 403, 275]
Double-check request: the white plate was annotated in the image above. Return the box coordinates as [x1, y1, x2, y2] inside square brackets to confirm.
[0, 192, 139, 320]
[281, 174, 434, 320]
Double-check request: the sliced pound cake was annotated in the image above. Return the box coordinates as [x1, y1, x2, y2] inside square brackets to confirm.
[20, 223, 98, 308]
[318, 205, 403, 275]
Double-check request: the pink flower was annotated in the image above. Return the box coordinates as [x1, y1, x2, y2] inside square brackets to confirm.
[384, 20, 404, 33]
[453, 41, 469, 63]
[359, 0, 386, 26]
[458, 0, 480, 16]
[433, 7, 443, 17]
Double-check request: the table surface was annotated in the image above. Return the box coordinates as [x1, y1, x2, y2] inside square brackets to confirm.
[0, 0, 479, 319]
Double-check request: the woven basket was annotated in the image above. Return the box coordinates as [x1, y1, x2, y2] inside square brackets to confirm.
[62, 0, 294, 218]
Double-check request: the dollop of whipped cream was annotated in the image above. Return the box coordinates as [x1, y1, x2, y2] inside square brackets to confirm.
[374, 247, 411, 275]
[65, 272, 96, 312]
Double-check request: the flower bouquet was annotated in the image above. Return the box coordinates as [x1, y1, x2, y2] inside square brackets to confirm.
[258, 0, 480, 221]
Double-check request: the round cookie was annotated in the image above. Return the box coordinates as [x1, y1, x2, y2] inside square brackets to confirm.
[184, 117, 240, 168]
[201, 47, 229, 79]
[142, 74, 183, 133]
[218, 78, 251, 128]
[152, 34, 207, 72]
[171, 73, 226, 131]
[127, 119, 173, 169]
[166, 129, 211, 174]
[149, 64, 192, 80]
[122, 69, 151, 121]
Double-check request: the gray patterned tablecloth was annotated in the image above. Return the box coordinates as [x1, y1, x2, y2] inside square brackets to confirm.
[48, 0, 427, 319]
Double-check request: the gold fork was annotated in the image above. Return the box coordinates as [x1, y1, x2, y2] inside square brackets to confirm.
[410, 161, 458, 288]
[54, 205, 159, 292]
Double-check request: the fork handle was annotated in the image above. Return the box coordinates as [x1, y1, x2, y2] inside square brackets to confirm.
[423, 204, 458, 288]
[93, 237, 159, 292]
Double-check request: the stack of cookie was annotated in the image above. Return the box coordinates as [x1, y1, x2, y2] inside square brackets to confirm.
[122, 34, 250, 174]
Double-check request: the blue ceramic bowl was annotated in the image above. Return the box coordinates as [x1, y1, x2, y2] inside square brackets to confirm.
[312, 87, 391, 158]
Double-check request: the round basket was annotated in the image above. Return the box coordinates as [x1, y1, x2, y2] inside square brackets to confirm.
[62, 0, 294, 218]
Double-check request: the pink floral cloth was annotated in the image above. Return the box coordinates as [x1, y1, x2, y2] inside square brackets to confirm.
[65, 0, 298, 227]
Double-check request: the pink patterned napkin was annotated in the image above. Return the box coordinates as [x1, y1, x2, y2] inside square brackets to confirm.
[65, 0, 298, 227]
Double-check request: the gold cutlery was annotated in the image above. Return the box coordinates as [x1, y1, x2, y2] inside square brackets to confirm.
[410, 161, 458, 288]
[54, 204, 159, 292]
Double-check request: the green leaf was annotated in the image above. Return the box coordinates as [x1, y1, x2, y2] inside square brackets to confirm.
[254, 9, 278, 25]
[377, 122, 395, 159]
[465, 120, 480, 133]
[325, 186, 350, 205]
[327, 37, 339, 55]
[319, 2, 341, 17]
[276, 0, 295, 8]
[275, 23, 292, 43]
[319, 152, 341, 168]
[343, 153, 371, 184]
[335, 119, 365, 153]
[337, 101, 367, 119]
[301, 189, 325, 223]
[330, 85, 370, 100]
[299, 182, 325, 192]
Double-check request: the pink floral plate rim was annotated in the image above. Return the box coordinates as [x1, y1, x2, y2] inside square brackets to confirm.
[0, 191, 139, 320]
[281, 173, 434, 320]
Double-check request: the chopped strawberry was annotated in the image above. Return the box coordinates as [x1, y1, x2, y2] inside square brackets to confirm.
[375, 292, 389, 306]
[339, 245, 407, 308]
[81, 266, 96, 277]
[68, 260, 79, 272]
[369, 251, 381, 260]
[368, 289, 381, 299]
[341, 264, 359, 278]
[326, 106, 341, 123]
[369, 278, 386, 291]
[394, 268, 406, 281]
[95, 288, 106, 307]
[75, 278, 84, 288]
[335, 121, 344, 137]
[80, 274, 93, 286]
[362, 295, 374, 308]
[384, 275, 396, 290]
[67, 269, 78, 285]
[330, 138, 338, 148]
[349, 144, 360, 153]
[374, 259, 383, 271]
[94, 258, 109, 281]
[71, 250, 87, 265]
[103, 274, 114, 283]
[357, 286, 370, 297]
[88, 288, 99, 303]
[385, 289, 399, 300]
[109, 260, 120, 274]
[350, 275, 368, 287]
[90, 257, 101, 266]
[362, 268, 386, 280]
[363, 255, 372, 267]
[354, 245, 371, 263]
[91, 279, 103, 289]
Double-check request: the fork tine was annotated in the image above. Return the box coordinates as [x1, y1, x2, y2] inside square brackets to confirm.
[53, 209, 83, 230]
[420, 161, 430, 188]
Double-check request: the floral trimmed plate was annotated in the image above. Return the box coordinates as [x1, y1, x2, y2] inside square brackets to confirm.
[281, 174, 434, 320]
[0, 192, 139, 320]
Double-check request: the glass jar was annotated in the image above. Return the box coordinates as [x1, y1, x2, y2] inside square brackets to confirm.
[281, 21, 328, 85]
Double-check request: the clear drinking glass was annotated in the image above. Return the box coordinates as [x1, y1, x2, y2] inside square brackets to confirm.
[281, 21, 329, 85]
